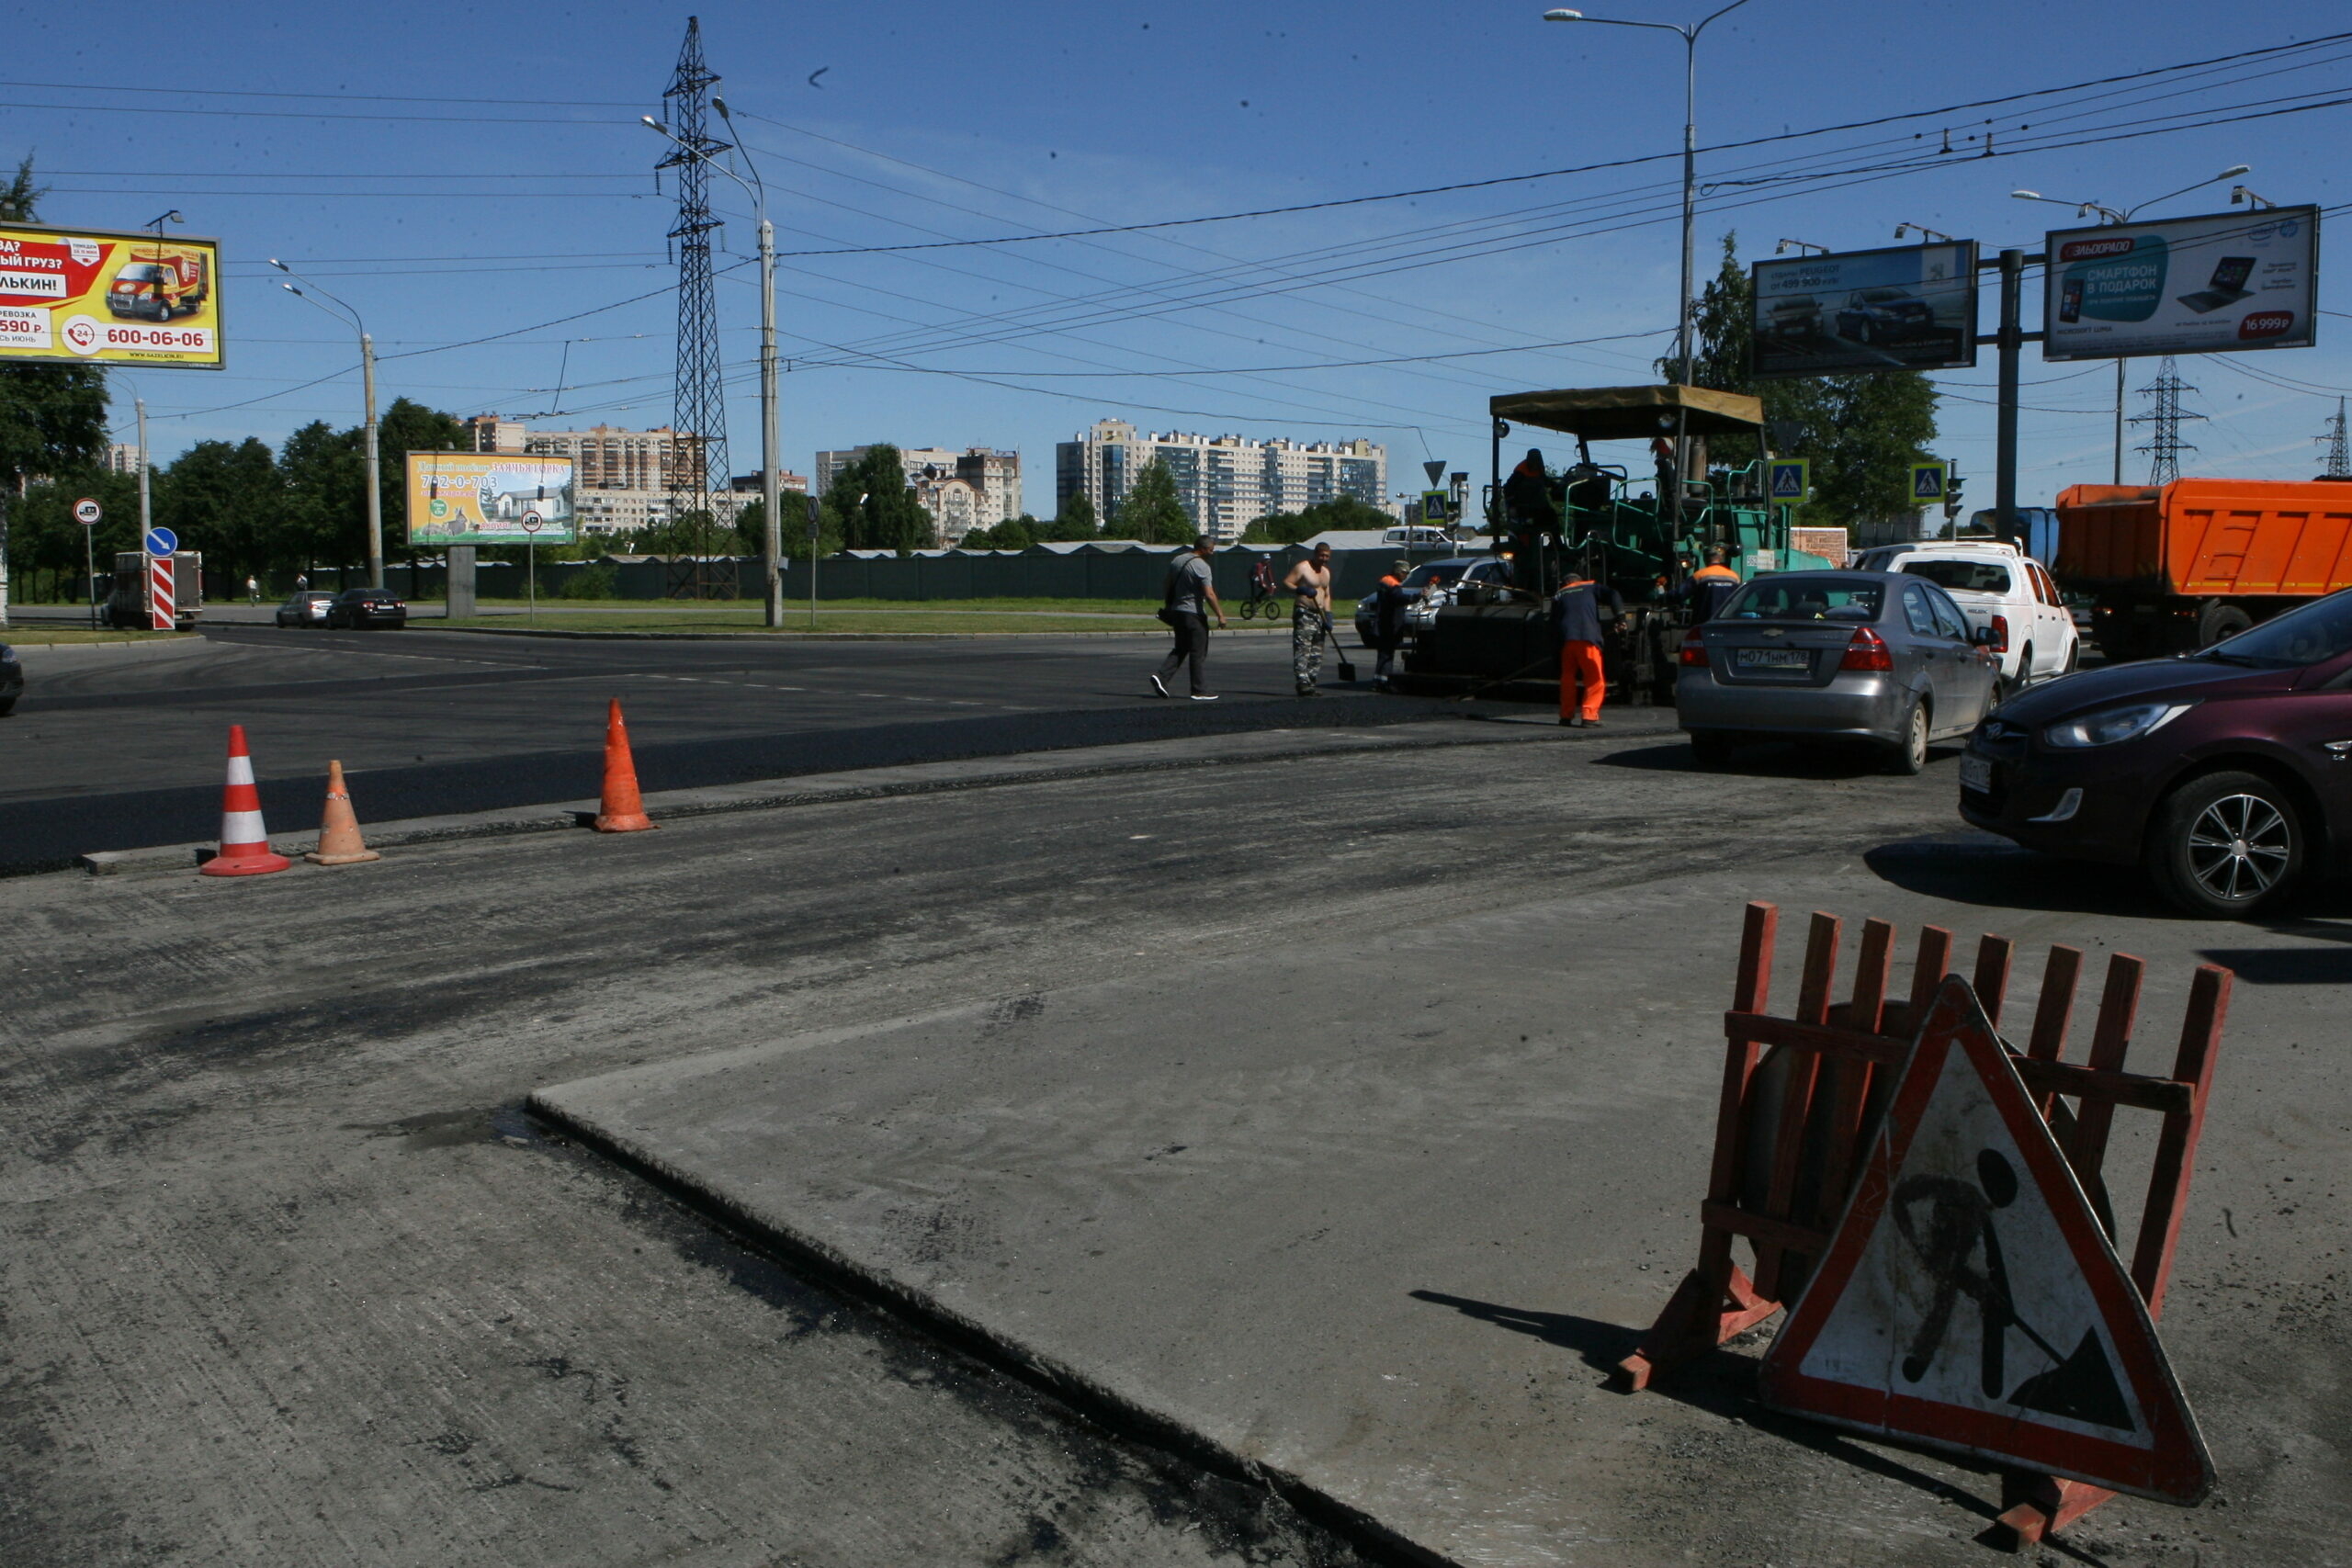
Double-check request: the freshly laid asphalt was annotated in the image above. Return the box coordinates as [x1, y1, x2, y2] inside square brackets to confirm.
[7, 714, 2345, 1566]
[2, 624, 1444, 871]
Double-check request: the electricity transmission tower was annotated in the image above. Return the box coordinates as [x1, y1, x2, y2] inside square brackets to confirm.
[2319, 398, 2351, 479]
[2130, 356, 2204, 486]
[657, 17, 735, 599]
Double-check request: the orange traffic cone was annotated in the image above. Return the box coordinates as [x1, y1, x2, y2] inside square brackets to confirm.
[199, 724, 291, 876]
[305, 760, 380, 865]
[594, 698, 656, 833]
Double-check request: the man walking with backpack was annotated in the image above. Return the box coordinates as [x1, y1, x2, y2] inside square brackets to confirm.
[1151, 537, 1226, 700]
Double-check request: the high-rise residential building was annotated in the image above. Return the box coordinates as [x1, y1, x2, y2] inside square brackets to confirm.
[814, 445, 1022, 544]
[462, 414, 741, 535]
[104, 442, 144, 475]
[1055, 421, 1388, 542]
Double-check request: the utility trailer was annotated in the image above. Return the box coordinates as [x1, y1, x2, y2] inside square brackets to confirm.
[1404, 384, 1834, 702]
[104, 550, 203, 630]
[2055, 477, 2352, 660]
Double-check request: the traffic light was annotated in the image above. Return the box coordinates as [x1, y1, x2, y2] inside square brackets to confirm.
[1942, 472, 1965, 524]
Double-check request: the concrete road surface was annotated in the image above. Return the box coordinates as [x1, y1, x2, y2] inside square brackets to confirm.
[5, 716, 2344, 1566]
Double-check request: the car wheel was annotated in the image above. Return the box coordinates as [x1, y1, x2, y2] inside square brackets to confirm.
[2002, 644, 2035, 702]
[1688, 730, 1736, 769]
[2146, 771, 2304, 919]
[2063, 640, 2080, 674]
[1883, 698, 1929, 775]
[0, 698, 16, 717]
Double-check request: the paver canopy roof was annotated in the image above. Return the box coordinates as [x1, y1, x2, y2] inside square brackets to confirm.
[1489, 383, 1766, 440]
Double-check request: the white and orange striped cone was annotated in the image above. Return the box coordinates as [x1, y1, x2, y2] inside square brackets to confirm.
[304, 759, 380, 866]
[199, 724, 291, 877]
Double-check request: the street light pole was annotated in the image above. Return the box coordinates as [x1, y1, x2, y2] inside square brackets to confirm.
[1546, 0, 1758, 556]
[650, 104, 786, 628]
[270, 260, 383, 588]
[2011, 165, 2246, 487]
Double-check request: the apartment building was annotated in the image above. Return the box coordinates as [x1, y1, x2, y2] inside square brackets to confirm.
[463, 415, 743, 535]
[815, 445, 1023, 544]
[104, 442, 144, 476]
[1055, 421, 1388, 542]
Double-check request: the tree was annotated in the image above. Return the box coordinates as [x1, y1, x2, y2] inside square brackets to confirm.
[965, 514, 1035, 551]
[1242, 494, 1392, 544]
[1052, 491, 1098, 538]
[1678, 232, 1939, 529]
[0, 157, 110, 589]
[10, 468, 141, 599]
[156, 439, 282, 581]
[820, 446, 933, 552]
[1114, 457, 1191, 544]
[279, 421, 365, 570]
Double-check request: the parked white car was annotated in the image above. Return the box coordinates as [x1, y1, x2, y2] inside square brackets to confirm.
[1849, 540, 2078, 692]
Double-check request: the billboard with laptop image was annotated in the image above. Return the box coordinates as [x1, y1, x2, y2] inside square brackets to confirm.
[405, 454, 577, 546]
[2043, 206, 2317, 360]
[1749, 240, 1978, 378]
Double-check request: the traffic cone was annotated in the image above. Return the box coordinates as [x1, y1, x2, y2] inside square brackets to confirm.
[593, 698, 656, 833]
[199, 725, 292, 876]
[305, 759, 380, 866]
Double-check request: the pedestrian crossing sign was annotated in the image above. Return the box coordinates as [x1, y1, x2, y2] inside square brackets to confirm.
[1768, 458, 1809, 504]
[1911, 461, 1951, 502]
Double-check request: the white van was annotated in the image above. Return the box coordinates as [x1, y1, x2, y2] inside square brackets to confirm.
[1849, 539, 2078, 691]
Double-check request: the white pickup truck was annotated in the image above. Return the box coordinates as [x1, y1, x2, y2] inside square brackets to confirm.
[1849, 539, 2078, 692]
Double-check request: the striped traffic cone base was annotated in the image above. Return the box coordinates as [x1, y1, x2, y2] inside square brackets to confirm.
[200, 724, 292, 876]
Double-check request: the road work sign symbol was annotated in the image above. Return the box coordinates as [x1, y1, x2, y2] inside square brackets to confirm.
[74, 497, 101, 525]
[1759, 976, 2212, 1504]
[1910, 461, 1951, 502]
[143, 526, 177, 558]
[1768, 458, 1809, 503]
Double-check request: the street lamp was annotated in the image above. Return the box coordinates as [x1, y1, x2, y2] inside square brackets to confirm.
[269, 258, 382, 590]
[2013, 165, 2248, 483]
[2231, 185, 2276, 210]
[1774, 238, 1829, 255]
[644, 106, 786, 629]
[1893, 222, 1954, 243]
[1545, 0, 1760, 552]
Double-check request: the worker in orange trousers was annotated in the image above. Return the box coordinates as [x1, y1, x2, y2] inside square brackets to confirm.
[1551, 561, 1624, 728]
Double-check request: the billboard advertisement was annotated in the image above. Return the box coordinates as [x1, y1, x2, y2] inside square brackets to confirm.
[1750, 241, 1977, 378]
[0, 223, 223, 368]
[405, 453, 577, 546]
[2043, 206, 2318, 361]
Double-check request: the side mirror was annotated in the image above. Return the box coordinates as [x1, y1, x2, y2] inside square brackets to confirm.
[1970, 625, 2000, 648]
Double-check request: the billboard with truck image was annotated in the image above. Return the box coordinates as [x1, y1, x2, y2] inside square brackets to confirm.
[406, 453, 578, 546]
[0, 223, 222, 367]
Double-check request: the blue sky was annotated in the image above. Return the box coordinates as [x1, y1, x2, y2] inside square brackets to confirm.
[12, 0, 2351, 514]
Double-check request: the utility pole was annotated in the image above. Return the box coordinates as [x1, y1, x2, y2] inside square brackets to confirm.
[2319, 398, 2351, 479]
[360, 331, 381, 589]
[1988, 248, 2038, 546]
[2131, 357, 2204, 486]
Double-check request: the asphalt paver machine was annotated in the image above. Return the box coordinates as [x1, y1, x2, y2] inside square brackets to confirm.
[1407, 384, 1831, 703]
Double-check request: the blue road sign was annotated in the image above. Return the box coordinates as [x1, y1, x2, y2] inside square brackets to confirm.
[1768, 458, 1810, 503]
[1910, 462, 1950, 502]
[143, 527, 178, 558]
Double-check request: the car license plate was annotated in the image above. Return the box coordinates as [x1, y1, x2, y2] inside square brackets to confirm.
[1735, 648, 1809, 671]
[1960, 755, 1993, 794]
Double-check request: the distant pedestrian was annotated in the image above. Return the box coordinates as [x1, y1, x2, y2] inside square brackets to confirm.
[245, 575, 259, 604]
[1552, 558, 1624, 728]
[1151, 537, 1226, 701]
[1284, 542, 1335, 695]
[1370, 558, 1425, 691]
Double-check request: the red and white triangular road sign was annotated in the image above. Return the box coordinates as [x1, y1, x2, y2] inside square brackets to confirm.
[1759, 975, 2211, 1504]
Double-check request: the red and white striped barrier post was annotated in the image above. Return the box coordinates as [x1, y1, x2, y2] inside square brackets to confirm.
[199, 725, 291, 877]
[150, 553, 175, 631]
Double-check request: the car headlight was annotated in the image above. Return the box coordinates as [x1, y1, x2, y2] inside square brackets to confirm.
[2041, 701, 2195, 749]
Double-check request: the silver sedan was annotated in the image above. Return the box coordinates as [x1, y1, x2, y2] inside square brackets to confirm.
[1675, 570, 2000, 773]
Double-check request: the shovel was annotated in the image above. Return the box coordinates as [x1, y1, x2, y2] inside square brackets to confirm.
[1319, 613, 1358, 682]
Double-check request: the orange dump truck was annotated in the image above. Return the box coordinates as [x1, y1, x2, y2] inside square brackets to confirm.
[2054, 476, 2352, 660]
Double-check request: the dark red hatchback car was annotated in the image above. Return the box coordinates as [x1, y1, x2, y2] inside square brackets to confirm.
[1960, 589, 2352, 918]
